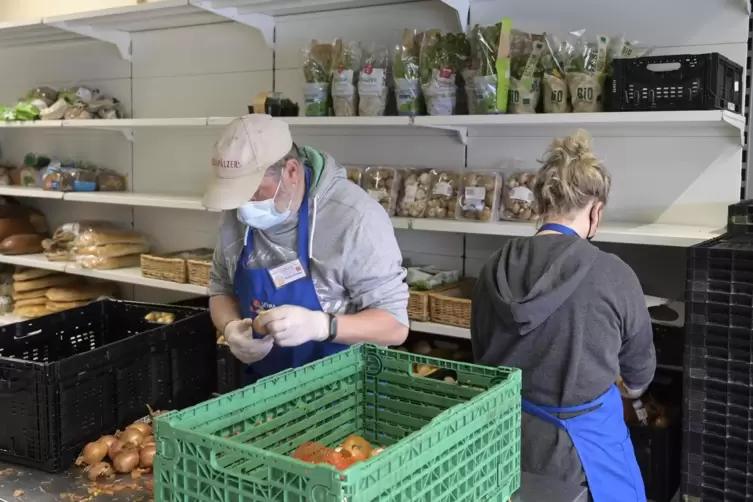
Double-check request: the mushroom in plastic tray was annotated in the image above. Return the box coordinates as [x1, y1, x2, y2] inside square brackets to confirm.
[426, 170, 460, 219]
[363, 166, 400, 215]
[458, 171, 501, 222]
[501, 171, 539, 221]
[144, 311, 175, 324]
[397, 169, 432, 218]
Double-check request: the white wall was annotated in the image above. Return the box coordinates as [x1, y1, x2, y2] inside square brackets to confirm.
[0, 0, 746, 303]
[0, 0, 137, 20]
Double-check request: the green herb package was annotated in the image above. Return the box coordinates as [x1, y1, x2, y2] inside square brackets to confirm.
[565, 30, 610, 112]
[508, 31, 545, 114]
[541, 34, 574, 113]
[393, 29, 421, 116]
[358, 43, 389, 116]
[419, 31, 464, 116]
[331, 39, 361, 117]
[468, 21, 512, 114]
[302, 40, 333, 116]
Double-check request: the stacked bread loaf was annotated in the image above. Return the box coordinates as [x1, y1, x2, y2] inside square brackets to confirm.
[44, 221, 150, 269]
[12, 267, 118, 318]
[0, 205, 48, 255]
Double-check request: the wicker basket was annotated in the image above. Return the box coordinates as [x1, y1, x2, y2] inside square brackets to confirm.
[140, 254, 188, 283]
[429, 280, 475, 328]
[408, 282, 462, 322]
[187, 256, 212, 287]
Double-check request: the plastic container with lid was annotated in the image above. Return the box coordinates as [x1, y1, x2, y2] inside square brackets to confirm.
[396, 169, 432, 218]
[426, 170, 460, 219]
[501, 170, 539, 222]
[457, 171, 502, 222]
[363, 166, 400, 216]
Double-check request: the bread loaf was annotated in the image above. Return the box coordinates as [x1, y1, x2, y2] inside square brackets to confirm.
[46, 300, 88, 312]
[14, 274, 81, 292]
[74, 242, 150, 259]
[0, 217, 36, 243]
[14, 305, 51, 318]
[15, 297, 48, 308]
[53, 221, 119, 243]
[76, 254, 140, 270]
[13, 267, 55, 281]
[46, 283, 117, 302]
[0, 234, 45, 255]
[0, 206, 46, 233]
[72, 230, 148, 248]
[12, 288, 49, 300]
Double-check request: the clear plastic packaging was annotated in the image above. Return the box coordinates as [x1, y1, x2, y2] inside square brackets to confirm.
[19, 166, 42, 187]
[331, 39, 361, 117]
[393, 29, 421, 116]
[75, 253, 141, 270]
[508, 31, 545, 114]
[420, 31, 464, 116]
[345, 166, 363, 186]
[98, 169, 127, 191]
[566, 30, 610, 113]
[457, 171, 501, 221]
[73, 242, 150, 259]
[426, 170, 460, 219]
[363, 166, 400, 215]
[501, 171, 539, 222]
[541, 34, 574, 113]
[42, 165, 98, 192]
[63, 223, 148, 248]
[406, 266, 460, 290]
[302, 40, 333, 117]
[396, 169, 432, 218]
[358, 43, 389, 117]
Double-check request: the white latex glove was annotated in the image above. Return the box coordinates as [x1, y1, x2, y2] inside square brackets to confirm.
[260, 305, 329, 347]
[225, 319, 275, 364]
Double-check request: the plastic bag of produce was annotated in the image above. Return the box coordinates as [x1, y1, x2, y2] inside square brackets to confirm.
[396, 169, 432, 217]
[331, 39, 361, 117]
[301, 40, 333, 117]
[541, 34, 574, 113]
[508, 31, 545, 114]
[469, 22, 501, 114]
[607, 34, 653, 74]
[406, 266, 460, 290]
[393, 29, 422, 116]
[457, 171, 502, 221]
[419, 31, 464, 116]
[566, 30, 610, 113]
[359, 43, 389, 116]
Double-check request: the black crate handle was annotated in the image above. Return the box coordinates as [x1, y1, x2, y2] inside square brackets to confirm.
[13, 328, 43, 340]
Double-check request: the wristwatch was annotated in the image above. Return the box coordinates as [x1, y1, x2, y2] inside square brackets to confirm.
[324, 313, 338, 342]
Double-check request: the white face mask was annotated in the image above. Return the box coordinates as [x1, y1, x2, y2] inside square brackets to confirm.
[237, 178, 292, 230]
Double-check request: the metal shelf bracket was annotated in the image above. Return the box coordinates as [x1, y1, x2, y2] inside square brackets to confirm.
[193, 0, 275, 48]
[440, 0, 470, 33]
[47, 21, 132, 60]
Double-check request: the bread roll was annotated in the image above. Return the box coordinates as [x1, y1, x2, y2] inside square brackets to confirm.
[76, 254, 140, 270]
[14, 274, 81, 292]
[72, 230, 148, 248]
[14, 305, 51, 318]
[12, 288, 49, 301]
[13, 268, 55, 281]
[0, 234, 45, 255]
[46, 283, 117, 302]
[74, 242, 150, 259]
[46, 300, 88, 312]
[53, 221, 119, 243]
[0, 218, 36, 243]
[14, 297, 48, 308]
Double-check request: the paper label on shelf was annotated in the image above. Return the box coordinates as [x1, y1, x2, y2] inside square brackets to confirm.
[510, 186, 534, 202]
[433, 182, 453, 197]
[403, 184, 418, 204]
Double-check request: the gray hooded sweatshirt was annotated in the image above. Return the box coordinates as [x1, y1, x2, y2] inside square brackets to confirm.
[471, 234, 655, 485]
[210, 147, 409, 327]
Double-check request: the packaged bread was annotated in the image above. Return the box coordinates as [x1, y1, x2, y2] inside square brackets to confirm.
[14, 267, 56, 282]
[97, 169, 127, 191]
[14, 305, 51, 318]
[14, 274, 81, 292]
[457, 171, 501, 222]
[426, 170, 460, 219]
[15, 297, 48, 308]
[13, 288, 50, 301]
[72, 228, 148, 248]
[73, 242, 150, 259]
[363, 166, 400, 215]
[46, 300, 89, 313]
[0, 234, 45, 255]
[501, 171, 539, 222]
[52, 221, 120, 244]
[46, 282, 118, 302]
[396, 169, 432, 218]
[75, 254, 141, 270]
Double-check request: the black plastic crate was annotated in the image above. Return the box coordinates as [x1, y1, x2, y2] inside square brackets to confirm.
[682, 431, 753, 501]
[653, 323, 684, 368]
[684, 404, 753, 443]
[685, 325, 753, 365]
[0, 299, 215, 472]
[727, 200, 753, 235]
[216, 343, 245, 394]
[685, 349, 753, 386]
[631, 424, 681, 502]
[688, 234, 753, 264]
[611, 53, 743, 112]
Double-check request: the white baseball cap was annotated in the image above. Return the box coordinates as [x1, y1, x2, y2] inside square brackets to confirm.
[202, 114, 293, 211]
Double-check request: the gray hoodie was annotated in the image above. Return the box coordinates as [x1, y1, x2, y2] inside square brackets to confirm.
[210, 147, 409, 327]
[471, 234, 655, 485]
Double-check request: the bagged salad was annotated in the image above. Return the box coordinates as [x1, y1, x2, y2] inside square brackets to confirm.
[566, 31, 610, 113]
[419, 31, 465, 116]
[359, 43, 389, 116]
[607, 34, 653, 75]
[406, 266, 460, 291]
[508, 31, 545, 114]
[302, 40, 334, 117]
[468, 20, 511, 114]
[541, 34, 574, 113]
[331, 39, 361, 117]
[393, 29, 422, 116]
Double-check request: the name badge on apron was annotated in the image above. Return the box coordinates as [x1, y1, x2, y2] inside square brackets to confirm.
[268, 259, 307, 289]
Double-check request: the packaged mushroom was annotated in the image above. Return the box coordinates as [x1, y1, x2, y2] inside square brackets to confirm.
[501, 171, 539, 222]
[425, 170, 460, 219]
[345, 166, 363, 186]
[457, 171, 501, 222]
[363, 166, 400, 216]
[396, 169, 432, 218]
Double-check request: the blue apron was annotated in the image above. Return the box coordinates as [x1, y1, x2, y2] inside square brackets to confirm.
[528, 223, 646, 501]
[234, 169, 347, 384]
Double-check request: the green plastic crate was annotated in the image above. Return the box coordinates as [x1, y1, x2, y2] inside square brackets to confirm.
[154, 344, 521, 502]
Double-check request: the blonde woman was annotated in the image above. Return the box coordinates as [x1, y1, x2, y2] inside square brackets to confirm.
[471, 131, 655, 502]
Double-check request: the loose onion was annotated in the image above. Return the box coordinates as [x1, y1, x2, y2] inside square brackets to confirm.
[127, 422, 152, 436]
[141, 435, 155, 447]
[80, 441, 108, 466]
[108, 440, 135, 461]
[340, 435, 372, 461]
[140, 443, 156, 468]
[98, 435, 118, 449]
[120, 429, 144, 447]
[113, 450, 140, 473]
[86, 461, 114, 481]
[252, 312, 268, 335]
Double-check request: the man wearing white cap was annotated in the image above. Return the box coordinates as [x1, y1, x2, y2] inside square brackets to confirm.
[204, 114, 409, 383]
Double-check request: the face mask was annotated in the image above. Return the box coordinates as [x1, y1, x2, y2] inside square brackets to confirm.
[237, 179, 292, 230]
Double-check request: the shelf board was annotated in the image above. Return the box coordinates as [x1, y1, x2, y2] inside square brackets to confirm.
[0, 253, 208, 294]
[393, 217, 723, 247]
[410, 321, 470, 340]
[208, 116, 411, 127]
[0, 187, 64, 200]
[63, 192, 206, 210]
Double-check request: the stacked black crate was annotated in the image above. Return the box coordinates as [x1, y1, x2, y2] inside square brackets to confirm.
[684, 215, 753, 501]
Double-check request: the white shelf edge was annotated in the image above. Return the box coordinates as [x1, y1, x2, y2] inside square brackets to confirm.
[63, 192, 206, 210]
[410, 321, 470, 339]
[0, 253, 208, 294]
[0, 187, 64, 200]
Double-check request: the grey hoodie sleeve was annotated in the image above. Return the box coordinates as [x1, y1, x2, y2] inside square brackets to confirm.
[342, 210, 409, 327]
[617, 264, 656, 395]
[209, 241, 235, 297]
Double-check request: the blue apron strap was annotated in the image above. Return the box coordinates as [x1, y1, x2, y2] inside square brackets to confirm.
[537, 223, 579, 237]
[522, 385, 614, 430]
[521, 399, 566, 429]
[296, 168, 312, 269]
